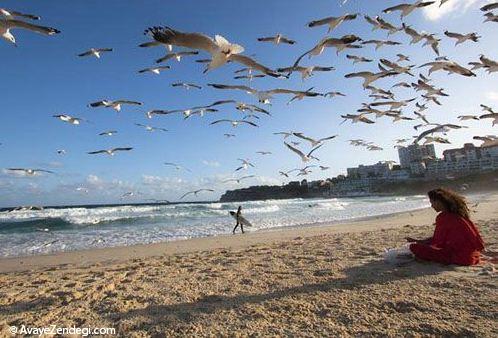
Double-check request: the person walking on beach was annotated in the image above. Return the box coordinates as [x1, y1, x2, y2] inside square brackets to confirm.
[406, 188, 485, 266]
[232, 205, 244, 234]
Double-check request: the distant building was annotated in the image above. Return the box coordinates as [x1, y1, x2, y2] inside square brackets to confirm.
[347, 161, 394, 179]
[398, 144, 436, 169]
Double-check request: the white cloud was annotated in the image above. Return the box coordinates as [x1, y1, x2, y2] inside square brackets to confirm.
[202, 160, 220, 167]
[485, 91, 498, 102]
[423, 0, 480, 21]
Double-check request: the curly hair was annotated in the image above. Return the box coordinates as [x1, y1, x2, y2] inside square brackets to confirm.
[428, 188, 470, 219]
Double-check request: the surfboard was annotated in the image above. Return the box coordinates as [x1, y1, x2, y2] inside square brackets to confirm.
[229, 211, 253, 227]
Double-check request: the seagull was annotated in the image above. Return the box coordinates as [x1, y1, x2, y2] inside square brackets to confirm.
[292, 35, 362, 68]
[57, 149, 66, 155]
[341, 114, 375, 124]
[379, 58, 415, 76]
[138, 65, 170, 74]
[235, 159, 255, 171]
[224, 133, 236, 138]
[479, 55, 498, 73]
[0, 8, 40, 21]
[0, 16, 60, 45]
[276, 65, 335, 80]
[139, 40, 173, 51]
[346, 54, 372, 64]
[145, 26, 280, 77]
[414, 124, 466, 143]
[292, 132, 338, 147]
[145, 110, 171, 119]
[370, 98, 416, 110]
[179, 189, 215, 200]
[296, 165, 317, 176]
[402, 23, 425, 44]
[211, 119, 258, 127]
[121, 192, 139, 199]
[78, 48, 113, 58]
[257, 34, 295, 45]
[414, 111, 430, 124]
[89, 100, 142, 112]
[155, 50, 199, 63]
[99, 130, 118, 136]
[192, 99, 270, 115]
[392, 82, 411, 89]
[274, 131, 294, 139]
[307, 13, 358, 33]
[421, 34, 441, 56]
[171, 82, 202, 90]
[423, 136, 450, 145]
[257, 151, 272, 155]
[53, 114, 83, 125]
[284, 142, 322, 163]
[419, 61, 475, 77]
[279, 170, 295, 178]
[479, 113, 498, 126]
[473, 135, 498, 147]
[371, 16, 401, 35]
[396, 54, 410, 62]
[234, 74, 266, 81]
[344, 71, 397, 88]
[223, 175, 256, 183]
[383, 1, 436, 18]
[135, 123, 167, 132]
[457, 115, 480, 121]
[319, 166, 330, 171]
[76, 187, 89, 193]
[164, 162, 191, 172]
[367, 145, 384, 151]
[481, 3, 498, 11]
[324, 91, 346, 98]
[481, 104, 495, 114]
[444, 31, 480, 46]
[362, 39, 401, 50]
[87, 147, 133, 156]
[6, 168, 54, 176]
[483, 12, 498, 23]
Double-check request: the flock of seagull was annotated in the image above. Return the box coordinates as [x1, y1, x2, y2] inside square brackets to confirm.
[2, 1, 498, 203]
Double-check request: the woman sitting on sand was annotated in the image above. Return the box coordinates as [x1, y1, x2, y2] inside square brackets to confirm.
[406, 188, 485, 266]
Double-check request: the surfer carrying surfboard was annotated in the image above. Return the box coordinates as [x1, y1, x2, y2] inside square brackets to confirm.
[232, 206, 245, 234]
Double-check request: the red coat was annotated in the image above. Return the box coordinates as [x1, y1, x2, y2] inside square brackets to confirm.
[410, 211, 485, 265]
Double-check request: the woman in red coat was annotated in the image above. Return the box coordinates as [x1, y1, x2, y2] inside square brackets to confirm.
[406, 188, 485, 266]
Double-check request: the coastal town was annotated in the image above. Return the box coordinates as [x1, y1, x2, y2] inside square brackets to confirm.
[220, 141, 498, 201]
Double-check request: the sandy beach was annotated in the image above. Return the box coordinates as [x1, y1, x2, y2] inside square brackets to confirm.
[0, 195, 497, 337]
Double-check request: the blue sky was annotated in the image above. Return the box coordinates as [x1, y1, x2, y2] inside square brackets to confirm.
[0, 0, 496, 206]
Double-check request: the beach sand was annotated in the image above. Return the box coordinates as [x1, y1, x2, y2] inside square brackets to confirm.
[0, 195, 497, 337]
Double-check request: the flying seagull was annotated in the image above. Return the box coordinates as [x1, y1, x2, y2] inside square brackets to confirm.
[87, 147, 133, 156]
[276, 65, 335, 80]
[53, 114, 84, 125]
[346, 54, 373, 64]
[292, 132, 338, 147]
[257, 33, 295, 45]
[0, 16, 60, 45]
[383, 1, 435, 18]
[223, 175, 256, 183]
[171, 82, 202, 90]
[164, 162, 191, 172]
[99, 130, 118, 136]
[145, 26, 280, 77]
[284, 142, 322, 162]
[155, 50, 199, 63]
[135, 123, 167, 132]
[211, 119, 258, 127]
[307, 13, 358, 33]
[444, 31, 480, 46]
[257, 151, 272, 155]
[6, 168, 54, 176]
[344, 71, 397, 88]
[138, 65, 170, 74]
[0, 8, 40, 21]
[78, 48, 113, 58]
[179, 189, 215, 200]
[89, 100, 142, 112]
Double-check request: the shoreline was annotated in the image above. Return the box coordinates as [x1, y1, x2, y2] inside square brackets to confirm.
[0, 206, 433, 273]
[0, 192, 493, 273]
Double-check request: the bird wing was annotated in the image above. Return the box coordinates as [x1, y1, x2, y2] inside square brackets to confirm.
[87, 150, 106, 154]
[115, 100, 142, 105]
[383, 4, 409, 13]
[208, 83, 257, 94]
[145, 26, 218, 53]
[257, 37, 274, 41]
[293, 133, 317, 144]
[228, 54, 281, 77]
[210, 119, 231, 125]
[6, 19, 60, 35]
[78, 50, 94, 57]
[284, 142, 306, 160]
[138, 41, 162, 48]
[89, 101, 106, 107]
[96, 48, 113, 52]
[307, 144, 323, 157]
[281, 37, 296, 44]
[179, 191, 194, 199]
[113, 147, 133, 152]
[238, 120, 259, 127]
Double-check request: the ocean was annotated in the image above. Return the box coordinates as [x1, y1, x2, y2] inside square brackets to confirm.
[0, 195, 431, 258]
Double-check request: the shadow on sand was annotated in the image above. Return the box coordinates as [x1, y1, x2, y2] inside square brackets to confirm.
[109, 259, 454, 324]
